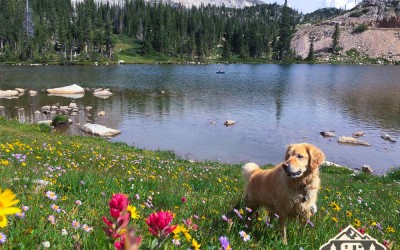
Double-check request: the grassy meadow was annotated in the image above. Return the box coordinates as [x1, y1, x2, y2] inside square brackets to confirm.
[0, 117, 399, 249]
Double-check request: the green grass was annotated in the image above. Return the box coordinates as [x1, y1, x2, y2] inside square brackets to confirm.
[0, 117, 399, 249]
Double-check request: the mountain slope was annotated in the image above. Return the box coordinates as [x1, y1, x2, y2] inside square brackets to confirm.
[292, 0, 400, 63]
[71, 0, 265, 8]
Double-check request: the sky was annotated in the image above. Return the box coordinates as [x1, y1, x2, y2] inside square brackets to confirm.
[262, 0, 361, 14]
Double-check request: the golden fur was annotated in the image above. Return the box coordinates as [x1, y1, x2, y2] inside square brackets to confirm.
[242, 143, 325, 244]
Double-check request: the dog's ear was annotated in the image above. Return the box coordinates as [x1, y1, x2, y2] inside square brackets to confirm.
[308, 145, 325, 170]
[285, 145, 293, 160]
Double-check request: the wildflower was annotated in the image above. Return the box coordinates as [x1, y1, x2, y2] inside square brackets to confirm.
[245, 207, 252, 213]
[82, 224, 93, 232]
[45, 191, 57, 200]
[239, 231, 250, 241]
[61, 229, 68, 235]
[0, 232, 6, 244]
[219, 236, 231, 250]
[135, 194, 140, 200]
[42, 241, 50, 248]
[15, 212, 25, 218]
[172, 238, 181, 246]
[146, 210, 177, 239]
[48, 215, 56, 225]
[383, 240, 389, 249]
[75, 200, 82, 206]
[51, 204, 61, 213]
[0, 188, 21, 228]
[127, 205, 140, 219]
[332, 217, 338, 223]
[109, 194, 129, 219]
[22, 206, 29, 212]
[346, 211, 352, 217]
[192, 238, 201, 250]
[181, 197, 187, 203]
[274, 213, 280, 219]
[358, 228, 366, 234]
[233, 209, 243, 219]
[103, 194, 131, 241]
[385, 226, 395, 234]
[222, 215, 228, 221]
[306, 220, 314, 227]
[329, 201, 341, 212]
[72, 220, 80, 229]
[353, 219, 362, 227]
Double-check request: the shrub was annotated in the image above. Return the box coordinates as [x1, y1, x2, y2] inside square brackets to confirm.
[349, 11, 363, 17]
[353, 23, 368, 33]
[386, 167, 400, 181]
[37, 123, 52, 133]
[51, 114, 69, 126]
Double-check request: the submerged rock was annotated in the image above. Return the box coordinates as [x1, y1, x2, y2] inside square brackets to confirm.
[338, 136, 371, 146]
[352, 131, 365, 138]
[47, 84, 85, 94]
[93, 89, 113, 97]
[81, 123, 121, 137]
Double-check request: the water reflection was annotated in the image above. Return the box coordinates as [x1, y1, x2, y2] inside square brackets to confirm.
[0, 64, 399, 173]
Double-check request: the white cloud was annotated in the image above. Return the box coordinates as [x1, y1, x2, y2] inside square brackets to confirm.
[322, 0, 359, 10]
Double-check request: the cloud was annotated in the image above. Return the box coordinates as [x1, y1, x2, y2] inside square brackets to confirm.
[322, 0, 359, 10]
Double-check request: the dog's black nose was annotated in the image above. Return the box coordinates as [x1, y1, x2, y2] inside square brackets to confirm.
[282, 162, 289, 171]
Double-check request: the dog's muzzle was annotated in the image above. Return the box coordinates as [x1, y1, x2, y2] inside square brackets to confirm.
[282, 163, 302, 178]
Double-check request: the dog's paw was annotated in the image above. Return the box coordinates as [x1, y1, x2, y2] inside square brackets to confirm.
[310, 204, 317, 215]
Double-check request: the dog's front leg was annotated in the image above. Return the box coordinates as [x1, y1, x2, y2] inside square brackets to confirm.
[278, 216, 287, 245]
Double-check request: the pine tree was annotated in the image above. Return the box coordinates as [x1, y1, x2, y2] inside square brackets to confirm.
[275, 0, 293, 61]
[332, 23, 340, 53]
[306, 37, 315, 62]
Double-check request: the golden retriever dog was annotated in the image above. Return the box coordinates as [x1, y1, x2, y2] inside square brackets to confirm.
[242, 143, 325, 244]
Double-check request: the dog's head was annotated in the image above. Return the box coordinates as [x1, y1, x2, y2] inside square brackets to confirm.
[282, 143, 325, 178]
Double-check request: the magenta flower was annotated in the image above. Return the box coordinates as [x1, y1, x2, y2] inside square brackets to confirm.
[145, 210, 177, 239]
[109, 194, 129, 219]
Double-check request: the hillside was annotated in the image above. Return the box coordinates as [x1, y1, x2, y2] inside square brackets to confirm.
[292, 0, 400, 63]
[71, 0, 265, 9]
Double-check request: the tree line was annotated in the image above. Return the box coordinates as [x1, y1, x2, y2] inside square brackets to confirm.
[0, 0, 303, 63]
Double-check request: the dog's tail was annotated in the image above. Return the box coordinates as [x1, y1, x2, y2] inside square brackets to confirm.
[242, 162, 260, 182]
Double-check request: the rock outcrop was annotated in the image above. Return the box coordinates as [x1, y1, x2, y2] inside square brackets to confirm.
[292, 0, 400, 63]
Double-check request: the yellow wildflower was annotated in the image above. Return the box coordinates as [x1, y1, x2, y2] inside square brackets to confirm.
[0, 188, 21, 228]
[192, 239, 201, 250]
[127, 205, 140, 219]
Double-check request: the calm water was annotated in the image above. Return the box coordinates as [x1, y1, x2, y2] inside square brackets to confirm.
[0, 64, 399, 173]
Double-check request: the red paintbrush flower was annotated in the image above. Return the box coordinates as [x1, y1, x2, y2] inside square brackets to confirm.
[146, 210, 177, 239]
[109, 194, 129, 219]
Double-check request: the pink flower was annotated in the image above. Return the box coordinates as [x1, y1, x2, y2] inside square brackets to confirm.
[145, 210, 177, 239]
[109, 194, 129, 219]
[181, 197, 187, 203]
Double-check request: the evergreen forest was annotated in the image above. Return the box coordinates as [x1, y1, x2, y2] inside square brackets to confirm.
[0, 0, 336, 64]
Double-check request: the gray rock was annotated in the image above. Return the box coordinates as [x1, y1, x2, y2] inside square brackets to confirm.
[381, 133, 396, 142]
[320, 131, 336, 137]
[224, 120, 236, 126]
[362, 165, 374, 174]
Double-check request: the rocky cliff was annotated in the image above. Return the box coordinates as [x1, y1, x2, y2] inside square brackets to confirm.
[292, 0, 400, 63]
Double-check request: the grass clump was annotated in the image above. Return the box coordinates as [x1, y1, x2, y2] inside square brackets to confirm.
[51, 115, 69, 126]
[0, 118, 399, 249]
[353, 23, 369, 33]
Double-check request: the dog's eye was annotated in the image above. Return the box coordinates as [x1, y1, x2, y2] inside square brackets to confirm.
[297, 154, 304, 159]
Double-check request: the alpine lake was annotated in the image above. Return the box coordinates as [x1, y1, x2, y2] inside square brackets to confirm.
[1, 64, 399, 174]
